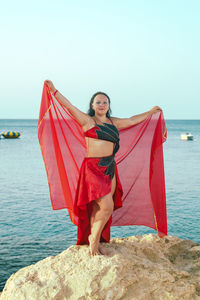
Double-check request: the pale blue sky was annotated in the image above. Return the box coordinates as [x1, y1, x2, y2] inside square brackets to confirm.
[1, 0, 200, 119]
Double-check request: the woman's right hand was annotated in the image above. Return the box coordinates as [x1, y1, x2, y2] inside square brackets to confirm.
[149, 106, 162, 115]
[44, 80, 56, 93]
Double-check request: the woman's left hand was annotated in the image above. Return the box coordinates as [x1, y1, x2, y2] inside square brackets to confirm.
[149, 106, 162, 115]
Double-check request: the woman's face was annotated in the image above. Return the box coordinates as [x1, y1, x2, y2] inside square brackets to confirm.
[92, 94, 109, 116]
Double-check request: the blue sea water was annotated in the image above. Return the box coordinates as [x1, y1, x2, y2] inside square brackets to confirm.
[0, 119, 200, 290]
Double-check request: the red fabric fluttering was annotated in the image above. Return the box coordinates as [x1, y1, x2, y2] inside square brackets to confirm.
[38, 83, 167, 238]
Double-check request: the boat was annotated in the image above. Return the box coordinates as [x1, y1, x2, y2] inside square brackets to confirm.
[180, 133, 193, 141]
[1, 131, 21, 139]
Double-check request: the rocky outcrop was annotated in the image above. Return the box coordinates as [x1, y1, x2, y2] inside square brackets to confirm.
[1, 234, 200, 300]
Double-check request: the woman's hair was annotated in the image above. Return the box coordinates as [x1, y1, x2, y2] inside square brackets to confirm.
[87, 91, 112, 117]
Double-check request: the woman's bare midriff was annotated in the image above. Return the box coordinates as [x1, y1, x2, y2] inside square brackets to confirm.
[85, 137, 114, 157]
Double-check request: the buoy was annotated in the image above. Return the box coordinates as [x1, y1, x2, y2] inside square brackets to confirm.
[1, 131, 21, 138]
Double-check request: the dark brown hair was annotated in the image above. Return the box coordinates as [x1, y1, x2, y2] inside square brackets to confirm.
[87, 91, 112, 117]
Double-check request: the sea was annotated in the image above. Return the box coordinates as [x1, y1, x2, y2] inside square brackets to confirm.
[0, 119, 200, 290]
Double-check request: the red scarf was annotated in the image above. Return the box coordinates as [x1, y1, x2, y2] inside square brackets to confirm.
[38, 83, 167, 237]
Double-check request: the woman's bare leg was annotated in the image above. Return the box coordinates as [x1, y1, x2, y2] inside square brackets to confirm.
[89, 174, 116, 255]
[89, 201, 101, 254]
[89, 193, 114, 255]
[98, 174, 116, 255]
[90, 201, 99, 229]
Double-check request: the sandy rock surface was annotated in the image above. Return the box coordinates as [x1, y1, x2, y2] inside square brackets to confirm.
[1, 234, 200, 300]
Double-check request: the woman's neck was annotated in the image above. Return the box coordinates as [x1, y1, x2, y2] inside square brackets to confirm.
[94, 114, 108, 124]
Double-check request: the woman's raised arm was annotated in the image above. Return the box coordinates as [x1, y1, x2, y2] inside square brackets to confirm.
[45, 80, 90, 127]
[111, 106, 162, 129]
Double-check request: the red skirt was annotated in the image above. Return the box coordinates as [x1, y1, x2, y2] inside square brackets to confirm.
[74, 156, 123, 245]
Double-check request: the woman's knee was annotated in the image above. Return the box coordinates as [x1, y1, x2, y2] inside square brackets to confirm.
[100, 206, 113, 219]
[98, 195, 114, 215]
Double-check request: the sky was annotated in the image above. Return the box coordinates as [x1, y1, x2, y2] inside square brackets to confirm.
[1, 0, 200, 119]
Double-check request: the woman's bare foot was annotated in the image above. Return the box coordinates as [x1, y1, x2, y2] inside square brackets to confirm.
[88, 235, 101, 256]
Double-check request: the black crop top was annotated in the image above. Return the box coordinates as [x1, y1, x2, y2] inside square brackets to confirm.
[84, 120, 120, 156]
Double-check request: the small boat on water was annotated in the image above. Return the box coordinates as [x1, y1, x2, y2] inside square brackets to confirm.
[0, 131, 21, 139]
[180, 133, 193, 141]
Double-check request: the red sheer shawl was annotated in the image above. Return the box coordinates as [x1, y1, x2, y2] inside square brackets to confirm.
[38, 84, 167, 237]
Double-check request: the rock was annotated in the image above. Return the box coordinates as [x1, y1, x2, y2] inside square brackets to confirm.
[1, 234, 200, 300]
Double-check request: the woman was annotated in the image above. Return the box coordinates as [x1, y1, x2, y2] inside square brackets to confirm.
[41, 80, 164, 256]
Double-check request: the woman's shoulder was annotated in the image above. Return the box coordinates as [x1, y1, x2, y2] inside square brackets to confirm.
[110, 116, 133, 130]
[82, 116, 96, 132]
[109, 116, 117, 123]
[110, 116, 121, 127]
